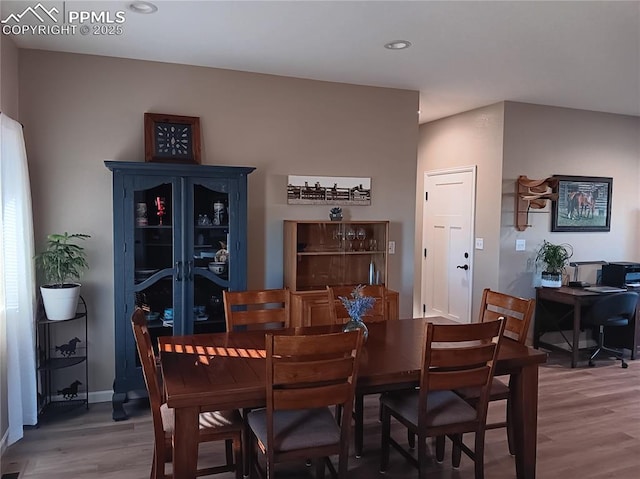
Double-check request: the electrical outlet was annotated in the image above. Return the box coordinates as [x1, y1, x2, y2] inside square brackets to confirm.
[388, 241, 395, 254]
[475, 238, 484, 250]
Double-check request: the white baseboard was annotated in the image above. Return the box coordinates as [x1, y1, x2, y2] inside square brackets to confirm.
[1, 428, 9, 457]
[48, 389, 114, 404]
[88, 390, 113, 404]
[539, 331, 595, 350]
[49, 390, 148, 405]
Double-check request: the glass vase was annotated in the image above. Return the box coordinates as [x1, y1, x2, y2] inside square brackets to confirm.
[343, 316, 368, 341]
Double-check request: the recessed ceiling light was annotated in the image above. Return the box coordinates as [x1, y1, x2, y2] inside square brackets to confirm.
[384, 40, 411, 50]
[128, 1, 158, 14]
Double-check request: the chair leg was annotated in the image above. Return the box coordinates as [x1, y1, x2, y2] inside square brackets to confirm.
[315, 458, 325, 479]
[589, 326, 629, 368]
[249, 429, 258, 479]
[451, 434, 462, 468]
[225, 439, 234, 468]
[435, 436, 444, 463]
[243, 409, 252, 477]
[233, 436, 243, 479]
[418, 434, 428, 479]
[354, 394, 364, 458]
[474, 430, 485, 479]
[588, 326, 605, 367]
[150, 449, 158, 479]
[379, 405, 391, 472]
[265, 442, 275, 479]
[408, 431, 415, 449]
[506, 398, 515, 455]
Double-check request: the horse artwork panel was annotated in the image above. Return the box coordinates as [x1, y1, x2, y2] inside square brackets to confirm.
[567, 190, 598, 220]
[552, 176, 612, 232]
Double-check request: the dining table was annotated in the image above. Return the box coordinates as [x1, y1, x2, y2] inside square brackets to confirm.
[159, 317, 547, 479]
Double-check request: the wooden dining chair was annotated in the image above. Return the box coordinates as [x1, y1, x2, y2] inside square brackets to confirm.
[326, 284, 387, 324]
[326, 284, 388, 457]
[246, 329, 364, 479]
[380, 318, 505, 479]
[223, 288, 291, 332]
[131, 308, 243, 479]
[223, 288, 291, 475]
[451, 288, 535, 458]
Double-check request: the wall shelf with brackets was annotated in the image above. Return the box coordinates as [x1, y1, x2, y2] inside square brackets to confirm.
[515, 175, 559, 231]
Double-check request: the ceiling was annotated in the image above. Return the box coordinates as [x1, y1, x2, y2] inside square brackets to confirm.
[2, 1, 639, 123]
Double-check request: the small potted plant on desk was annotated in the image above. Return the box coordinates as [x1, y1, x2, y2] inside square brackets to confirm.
[35, 232, 90, 320]
[535, 240, 573, 288]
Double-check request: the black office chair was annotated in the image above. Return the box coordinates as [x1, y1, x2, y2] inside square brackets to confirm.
[582, 292, 639, 368]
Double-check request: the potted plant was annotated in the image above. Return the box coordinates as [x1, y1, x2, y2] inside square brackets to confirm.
[35, 232, 90, 320]
[535, 240, 572, 288]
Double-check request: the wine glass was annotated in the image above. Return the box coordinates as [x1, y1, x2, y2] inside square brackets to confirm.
[357, 228, 367, 251]
[333, 227, 344, 249]
[346, 228, 356, 251]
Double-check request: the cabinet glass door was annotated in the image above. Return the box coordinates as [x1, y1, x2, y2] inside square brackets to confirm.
[189, 179, 230, 333]
[132, 180, 176, 341]
[294, 222, 387, 290]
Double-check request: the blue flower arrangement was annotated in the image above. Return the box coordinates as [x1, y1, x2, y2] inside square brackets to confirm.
[339, 284, 375, 321]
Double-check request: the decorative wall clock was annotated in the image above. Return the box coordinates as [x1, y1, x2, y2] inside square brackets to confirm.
[144, 113, 201, 164]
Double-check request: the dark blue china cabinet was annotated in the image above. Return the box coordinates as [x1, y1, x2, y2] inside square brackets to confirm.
[105, 161, 254, 420]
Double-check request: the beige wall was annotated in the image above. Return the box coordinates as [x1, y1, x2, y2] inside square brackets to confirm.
[18, 50, 419, 394]
[0, 34, 19, 450]
[415, 103, 505, 320]
[416, 101, 640, 325]
[1, 34, 19, 118]
[500, 102, 640, 298]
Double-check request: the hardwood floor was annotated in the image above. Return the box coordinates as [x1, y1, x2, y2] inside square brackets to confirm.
[3, 351, 640, 478]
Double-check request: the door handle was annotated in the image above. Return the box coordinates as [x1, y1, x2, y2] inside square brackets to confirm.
[456, 264, 469, 270]
[186, 260, 194, 281]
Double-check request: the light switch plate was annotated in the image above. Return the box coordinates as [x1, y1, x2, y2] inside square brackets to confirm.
[516, 239, 526, 251]
[388, 241, 395, 254]
[475, 238, 484, 250]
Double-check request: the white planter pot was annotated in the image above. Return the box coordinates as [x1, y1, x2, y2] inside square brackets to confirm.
[40, 283, 81, 320]
[541, 272, 562, 288]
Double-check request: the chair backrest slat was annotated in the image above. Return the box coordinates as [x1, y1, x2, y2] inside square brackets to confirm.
[429, 343, 497, 368]
[273, 383, 352, 410]
[274, 356, 357, 385]
[223, 288, 291, 331]
[273, 330, 360, 355]
[479, 288, 535, 343]
[428, 367, 491, 391]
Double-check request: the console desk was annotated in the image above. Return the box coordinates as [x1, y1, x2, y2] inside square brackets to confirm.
[534, 286, 639, 368]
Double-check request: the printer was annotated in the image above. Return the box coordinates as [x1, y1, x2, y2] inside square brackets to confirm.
[601, 262, 640, 288]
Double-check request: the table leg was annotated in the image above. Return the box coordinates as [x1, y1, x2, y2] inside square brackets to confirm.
[511, 364, 539, 479]
[173, 406, 199, 479]
[572, 302, 581, 368]
[354, 394, 364, 458]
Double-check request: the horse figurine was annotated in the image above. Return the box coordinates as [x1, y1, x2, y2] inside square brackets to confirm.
[55, 337, 81, 357]
[57, 380, 82, 400]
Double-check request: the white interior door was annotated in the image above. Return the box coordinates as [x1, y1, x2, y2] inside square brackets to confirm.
[422, 167, 476, 322]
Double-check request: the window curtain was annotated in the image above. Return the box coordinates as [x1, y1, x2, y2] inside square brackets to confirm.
[0, 112, 37, 445]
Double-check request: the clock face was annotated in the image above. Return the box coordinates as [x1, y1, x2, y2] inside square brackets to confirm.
[154, 122, 192, 159]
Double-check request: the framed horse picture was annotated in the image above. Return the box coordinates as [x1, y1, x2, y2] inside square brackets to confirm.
[551, 175, 612, 232]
